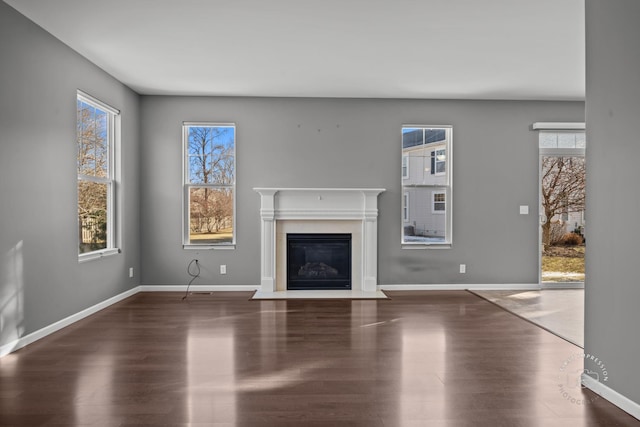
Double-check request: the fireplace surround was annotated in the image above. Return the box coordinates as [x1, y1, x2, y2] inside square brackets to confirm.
[254, 188, 385, 295]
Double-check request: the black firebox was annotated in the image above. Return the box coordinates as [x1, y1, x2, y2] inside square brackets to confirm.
[286, 233, 352, 290]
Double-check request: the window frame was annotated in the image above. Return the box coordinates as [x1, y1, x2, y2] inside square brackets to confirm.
[182, 122, 237, 250]
[77, 91, 120, 262]
[401, 125, 453, 248]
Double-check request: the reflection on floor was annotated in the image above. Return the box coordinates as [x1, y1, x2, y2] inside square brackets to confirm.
[471, 289, 584, 347]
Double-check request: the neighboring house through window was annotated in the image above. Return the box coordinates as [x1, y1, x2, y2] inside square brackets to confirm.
[401, 126, 452, 245]
[183, 123, 236, 248]
[77, 91, 119, 260]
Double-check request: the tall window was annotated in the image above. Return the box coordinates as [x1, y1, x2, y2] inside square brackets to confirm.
[77, 92, 119, 258]
[183, 123, 236, 247]
[401, 126, 452, 245]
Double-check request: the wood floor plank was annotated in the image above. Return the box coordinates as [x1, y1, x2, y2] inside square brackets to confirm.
[0, 291, 638, 426]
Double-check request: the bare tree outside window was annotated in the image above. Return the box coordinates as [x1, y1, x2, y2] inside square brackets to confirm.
[541, 156, 586, 251]
[184, 124, 235, 245]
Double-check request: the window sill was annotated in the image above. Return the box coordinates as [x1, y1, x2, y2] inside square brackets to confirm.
[183, 244, 236, 250]
[79, 248, 120, 263]
[402, 243, 452, 250]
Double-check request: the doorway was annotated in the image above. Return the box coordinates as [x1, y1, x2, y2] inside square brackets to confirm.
[538, 131, 586, 288]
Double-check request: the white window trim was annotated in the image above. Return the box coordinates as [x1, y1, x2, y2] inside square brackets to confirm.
[401, 125, 453, 248]
[182, 122, 237, 249]
[77, 91, 120, 262]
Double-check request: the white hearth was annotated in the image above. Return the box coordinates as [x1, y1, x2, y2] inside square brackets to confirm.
[253, 188, 385, 297]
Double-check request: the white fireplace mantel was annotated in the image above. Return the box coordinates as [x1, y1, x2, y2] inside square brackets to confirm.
[254, 188, 385, 294]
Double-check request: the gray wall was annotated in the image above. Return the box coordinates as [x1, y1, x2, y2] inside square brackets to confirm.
[585, 0, 640, 406]
[0, 2, 140, 348]
[141, 96, 583, 286]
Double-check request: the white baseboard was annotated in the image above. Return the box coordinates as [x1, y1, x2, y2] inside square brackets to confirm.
[140, 285, 259, 292]
[582, 374, 640, 420]
[379, 283, 540, 291]
[0, 286, 140, 358]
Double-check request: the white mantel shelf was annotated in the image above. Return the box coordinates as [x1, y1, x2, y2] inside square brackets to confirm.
[254, 187, 385, 294]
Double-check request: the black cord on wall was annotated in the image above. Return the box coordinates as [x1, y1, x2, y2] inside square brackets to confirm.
[182, 259, 200, 300]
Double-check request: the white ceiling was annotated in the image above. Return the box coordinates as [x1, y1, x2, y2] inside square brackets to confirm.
[5, 0, 585, 100]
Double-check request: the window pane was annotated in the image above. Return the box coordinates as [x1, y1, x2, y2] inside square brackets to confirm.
[188, 126, 235, 185]
[402, 128, 423, 148]
[425, 129, 446, 144]
[78, 180, 108, 253]
[94, 108, 108, 177]
[189, 187, 234, 244]
[77, 100, 108, 177]
[540, 133, 557, 148]
[558, 133, 576, 148]
[77, 100, 95, 175]
[401, 187, 447, 243]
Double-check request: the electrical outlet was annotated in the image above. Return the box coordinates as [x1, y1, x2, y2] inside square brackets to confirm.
[129, 267, 134, 278]
[459, 264, 466, 274]
[220, 265, 227, 275]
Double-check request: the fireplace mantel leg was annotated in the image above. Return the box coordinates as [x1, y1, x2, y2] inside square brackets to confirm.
[362, 217, 378, 292]
[260, 218, 276, 292]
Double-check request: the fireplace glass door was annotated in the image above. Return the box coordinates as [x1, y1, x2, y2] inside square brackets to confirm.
[287, 233, 352, 290]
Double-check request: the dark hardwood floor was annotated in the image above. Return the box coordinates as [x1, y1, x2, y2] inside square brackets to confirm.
[1, 291, 638, 426]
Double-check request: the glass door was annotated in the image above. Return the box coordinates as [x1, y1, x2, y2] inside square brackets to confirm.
[539, 132, 586, 288]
